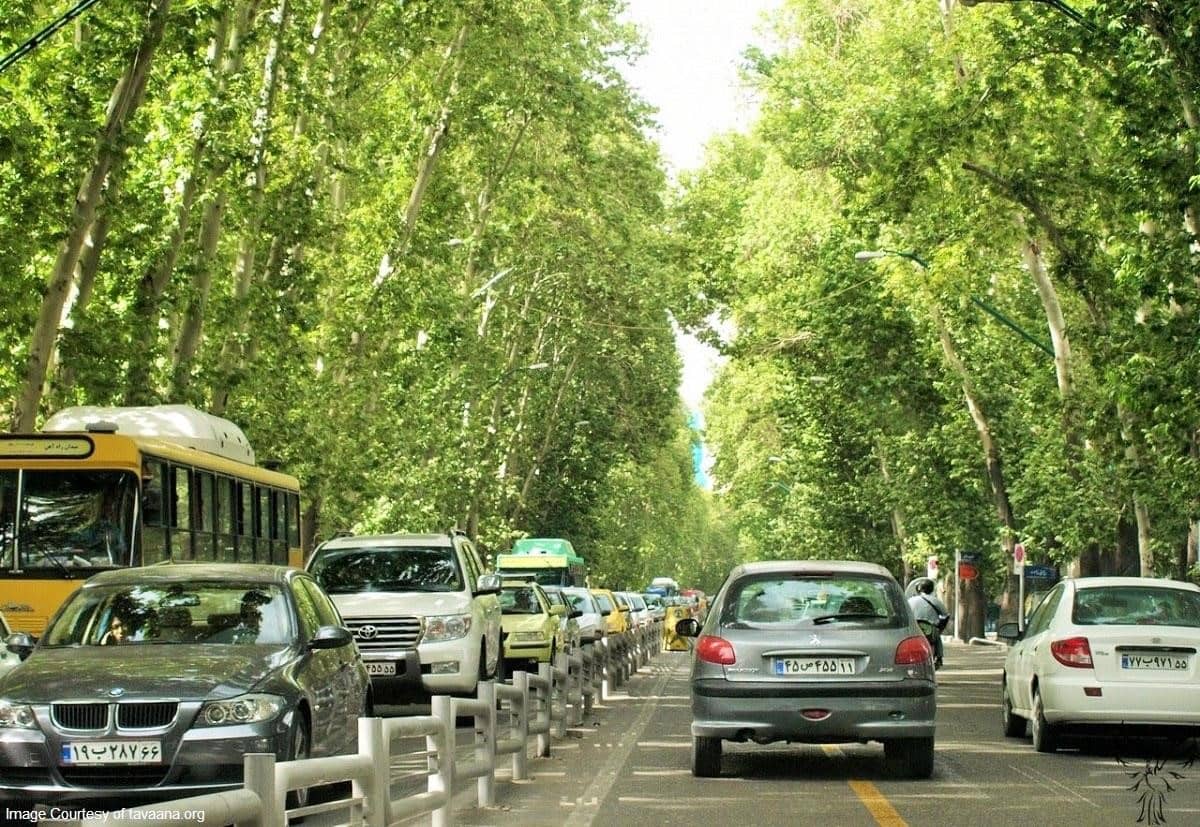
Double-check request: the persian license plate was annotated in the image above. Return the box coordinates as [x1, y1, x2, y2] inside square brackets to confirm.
[774, 657, 856, 676]
[61, 741, 161, 765]
[1120, 654, 1189, 671]
[365, 661, 397, 676]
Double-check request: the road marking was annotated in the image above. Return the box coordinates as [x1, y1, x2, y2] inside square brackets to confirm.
[848, 780, 908, 826]
[563, 664, 674, 827]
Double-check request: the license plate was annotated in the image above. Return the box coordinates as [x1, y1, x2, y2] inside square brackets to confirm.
[61, 741, 161, 765]
[1121, 654, 1189, 671]
[365, 661, 397, 676]
[774, 657, 856, 676]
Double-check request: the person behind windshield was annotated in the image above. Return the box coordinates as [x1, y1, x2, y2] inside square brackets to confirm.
[100, 615, 128, 645]
[908, 579, 948, 669]
[68, 497, 125, 565]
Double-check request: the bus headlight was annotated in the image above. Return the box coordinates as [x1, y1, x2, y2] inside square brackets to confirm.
[424, 614, 472, 643]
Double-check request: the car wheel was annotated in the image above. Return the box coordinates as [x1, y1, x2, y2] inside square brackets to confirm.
[884, 737, 935, 779]
[285, 713, 312, 810]
[1031, 687, 1058, 753]
[1001, 677, 1026, 738]
[691, 735, 721, 777]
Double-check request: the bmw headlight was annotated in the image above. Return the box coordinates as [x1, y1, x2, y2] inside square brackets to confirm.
[424, 614, 472, 643]
[197, 694, 284, 726]
[0, 701, 36, 729]
[511, 632, 547, 643]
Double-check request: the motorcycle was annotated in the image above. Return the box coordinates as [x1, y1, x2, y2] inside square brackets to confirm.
[916, 618, 944, 670]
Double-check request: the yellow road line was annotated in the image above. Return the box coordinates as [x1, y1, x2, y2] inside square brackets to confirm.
[848, 779, 908, 827]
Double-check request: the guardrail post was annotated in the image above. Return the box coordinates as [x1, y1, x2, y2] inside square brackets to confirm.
[244, 752, 281, 827]
[476, 680, 497, 807]
[512, 670, 530, 781]
[357, 716, 388, 827]
[536, 661, 552, 758]
[600, 636, 611, 700]
[555, 649, 572, 733]
[431, 695, 455, 827]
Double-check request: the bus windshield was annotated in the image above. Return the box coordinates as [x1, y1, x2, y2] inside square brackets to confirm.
[1, 470, 138, 570]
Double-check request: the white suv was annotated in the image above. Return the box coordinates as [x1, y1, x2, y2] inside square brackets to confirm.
[307, 531, 502, 700]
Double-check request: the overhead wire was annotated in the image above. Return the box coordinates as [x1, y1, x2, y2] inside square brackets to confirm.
[0, 0, 105, 75]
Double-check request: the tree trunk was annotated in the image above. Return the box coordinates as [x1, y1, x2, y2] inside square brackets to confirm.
[1022, 237, 1072, 397]
[205, 0, 293, 410]
[927, 302, 1017, 622]
[510, 352, 579, 523]
[12, 0, 171, 430]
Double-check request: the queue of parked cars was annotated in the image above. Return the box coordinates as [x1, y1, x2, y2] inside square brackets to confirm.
[0, 527, 669, 807]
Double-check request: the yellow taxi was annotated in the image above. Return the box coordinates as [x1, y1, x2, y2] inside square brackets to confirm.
[590, 588, 629, 637]
[500, 580, 567, 673]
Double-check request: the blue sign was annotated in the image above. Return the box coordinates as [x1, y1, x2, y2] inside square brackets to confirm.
[1024, 564, 1057, 581]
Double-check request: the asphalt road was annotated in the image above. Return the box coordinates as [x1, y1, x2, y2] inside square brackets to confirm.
[440, 641, 1200, 827]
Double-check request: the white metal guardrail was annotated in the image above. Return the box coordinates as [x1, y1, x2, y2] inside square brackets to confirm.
[65, 626, 662, 827]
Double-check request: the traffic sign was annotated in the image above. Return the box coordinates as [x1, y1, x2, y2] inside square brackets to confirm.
[926, 556, 939, 579]
[1024, 564, 1057, 581]
[1014, 542, 1026, 567]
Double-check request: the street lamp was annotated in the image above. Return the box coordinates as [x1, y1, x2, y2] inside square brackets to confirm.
[854, 249, 1055, 358]
[959, 0, 1092, 29]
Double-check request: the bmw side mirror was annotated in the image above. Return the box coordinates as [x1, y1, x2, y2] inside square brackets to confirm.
[476, 573, 502, 595]
[6, 632, 35, 660]
[675, 618, 700, 637]
[309, 625, 353, 650]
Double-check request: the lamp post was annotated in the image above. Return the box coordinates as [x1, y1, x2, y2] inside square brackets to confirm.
[854, 249, 1055, 358]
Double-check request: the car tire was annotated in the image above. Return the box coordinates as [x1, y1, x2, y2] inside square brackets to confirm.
[1031, 687, 1058, 753]
[884, 737, 935, 779]
[1001, 677, 1026, 738]
[285, 713, 312, 810]
[692, 735, 721, 777]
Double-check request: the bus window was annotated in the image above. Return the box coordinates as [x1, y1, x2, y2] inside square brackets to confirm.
[19, 471, 137, 569]
[271, 491, 286, 562]
[237, 482, 254, 562]
[195, 471, 215, 560]
[141, 460, 168, 565]
[286, 492, 300, 548]
[256, 486, 271, 563]
[0, 471, 15, 568]
[216, 477, 235, 562]
[170, 466, 192, 560]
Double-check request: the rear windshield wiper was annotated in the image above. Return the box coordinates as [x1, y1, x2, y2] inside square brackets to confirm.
[811, 612, 886, 625]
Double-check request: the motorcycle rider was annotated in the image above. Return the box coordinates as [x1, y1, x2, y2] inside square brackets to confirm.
[908, 578, 948, 669]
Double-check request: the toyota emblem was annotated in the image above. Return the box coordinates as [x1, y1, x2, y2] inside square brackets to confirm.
[357, 625, 378, 640]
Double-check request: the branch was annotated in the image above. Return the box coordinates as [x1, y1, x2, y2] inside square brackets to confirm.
[961, 161, 1074, 264]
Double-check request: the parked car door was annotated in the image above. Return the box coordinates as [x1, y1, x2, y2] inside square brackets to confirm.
[292, 580, 348, 755]
[1011, 583, 1066, 711]
[299, 576, 365, 748]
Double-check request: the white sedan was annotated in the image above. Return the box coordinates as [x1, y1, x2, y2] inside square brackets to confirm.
[999, 576, 1200, 752]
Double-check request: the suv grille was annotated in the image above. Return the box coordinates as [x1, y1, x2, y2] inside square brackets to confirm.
[346, 616, 422, 651]
[118, 702, 178, 730]
[52, 703, 109, 731]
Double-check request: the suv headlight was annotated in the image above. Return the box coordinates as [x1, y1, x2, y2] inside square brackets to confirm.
[423, 614, 472, 643]
[197, 694, 285, 726]
[0, 701, 36, 729]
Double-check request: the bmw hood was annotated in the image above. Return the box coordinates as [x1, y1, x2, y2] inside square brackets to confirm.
[0, 645, 291, 703]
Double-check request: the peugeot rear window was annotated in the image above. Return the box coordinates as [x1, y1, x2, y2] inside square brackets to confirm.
[309, 545, 463, 594]
[721, 574, 903, 627]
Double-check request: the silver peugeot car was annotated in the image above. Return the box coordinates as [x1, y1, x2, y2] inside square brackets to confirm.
[0, 563, 369, 807]
[675, 560, 937, 778]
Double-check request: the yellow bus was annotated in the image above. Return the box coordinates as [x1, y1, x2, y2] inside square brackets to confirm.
[0, 405, 302, 634]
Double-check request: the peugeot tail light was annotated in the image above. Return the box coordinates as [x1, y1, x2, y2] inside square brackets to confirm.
[696, 634, 736, 665]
